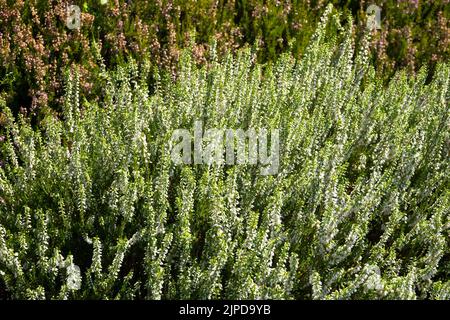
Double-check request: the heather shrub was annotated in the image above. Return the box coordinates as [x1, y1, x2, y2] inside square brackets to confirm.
[0, 8, 449, 299]
[0, 1, 448, 115]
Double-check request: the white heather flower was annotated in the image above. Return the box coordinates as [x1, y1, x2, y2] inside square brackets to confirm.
[365, 270, 383, 292]
[67, 263, 82, 291]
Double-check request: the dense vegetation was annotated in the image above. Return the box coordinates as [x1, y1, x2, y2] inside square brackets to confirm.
[0, 8, 449, 299]
[0, 0, 448, 117]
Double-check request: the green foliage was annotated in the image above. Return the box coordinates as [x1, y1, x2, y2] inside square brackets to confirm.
[0, 1, 448, 115]
[0, 8, 449, 299]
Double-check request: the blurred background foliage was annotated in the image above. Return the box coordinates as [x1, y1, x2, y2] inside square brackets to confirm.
[0, 0, 449, 119]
